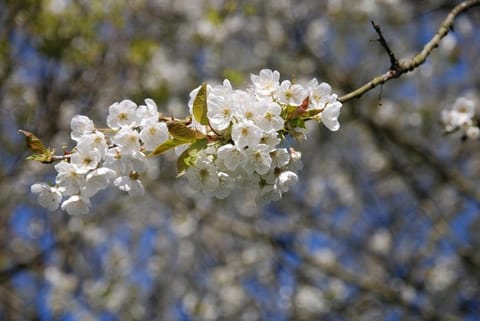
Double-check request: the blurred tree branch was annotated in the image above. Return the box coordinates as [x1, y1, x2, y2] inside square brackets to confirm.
[360, 114, 480, 202]
[205, 210, 462, 321]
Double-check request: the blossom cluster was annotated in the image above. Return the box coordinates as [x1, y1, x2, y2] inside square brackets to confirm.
[30, 69, 343, 213]
[441, 97, 479, 139]
[183, 69, 342, 202]
[31, 99, 169, 214]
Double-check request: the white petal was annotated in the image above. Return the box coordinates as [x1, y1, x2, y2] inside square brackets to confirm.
[61, 195, 91, 215]
[320, 102, 342, 131]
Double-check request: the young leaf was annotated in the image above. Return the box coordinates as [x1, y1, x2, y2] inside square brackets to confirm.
[301, 108, 322, 118]
[148, 138, 189, 157]
[283, 105, 299, 120]
[285, 96, 310, 120]
[18, 129, 54, 163]
[289, 118, 306, 129]
[26, 147, 54, 163]
[176, 138, 208, 176]
[176, 148, 191, 176]
[18, 129, 46, 154]
[192, 83, 209, 125]
[167, 121, 205, 142]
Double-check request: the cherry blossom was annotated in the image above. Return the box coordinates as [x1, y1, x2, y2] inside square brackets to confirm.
[29, 69, 344, 213]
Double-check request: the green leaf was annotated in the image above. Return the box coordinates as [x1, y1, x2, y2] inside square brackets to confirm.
[26, 148, 54, 164]
[284, 97, 310, 120]
[302, 108, 322, 118]
[148, 138, 189, 157]
[176, 139, 208, 176]
[19, 129, 54, 163]
[18, 129, 46, 154]
[167, 121, 205, 142]
[289, 118, 306, 129]
[283, 105, 298, 120]
[192, 83, 209, 125]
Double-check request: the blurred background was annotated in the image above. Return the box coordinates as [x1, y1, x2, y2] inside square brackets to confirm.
[1, 0, 480, 320]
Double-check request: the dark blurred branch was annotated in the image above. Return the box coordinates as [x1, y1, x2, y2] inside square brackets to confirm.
[0, 241, 59, 284]
[359, 113, 480, 277]
[361, 116, 480, 202]
[338, 0, 480, 103]
[205, 213, 461, 321]
[299, 253, 461, 321]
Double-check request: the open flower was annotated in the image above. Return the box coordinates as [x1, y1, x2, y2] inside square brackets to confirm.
[71, 115, 95, 141]
[140, 119, 169, 151]
[319, 101, 342, 131]
[231, 120, 262, 149]
[31, 183, 63, 210]
[70, 145, 101, 174]
[185, 159, 219, 193]
[275, 80, 308, 106]
[61, 195, 91, 215]
[106, 99, 139, 129]
[251, 69, 280, 96]
[83, 167, 117, 197]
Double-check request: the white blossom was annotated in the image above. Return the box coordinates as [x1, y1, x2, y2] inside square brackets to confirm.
[243, 144, 273, 175]
[276, 170, 298, 192]
[112, 127, 141, 154]
[270, 148, 290, 168]
[140, 119, 169, 151]
[70, 145, 101, 174]
[185, 158, 219, 193]
[256, 183, 281, 203]
[441, 96, 478, 138]
[466, 126, 480, 139]
[55, 161, 85, 195]
[452, 96, 475, 118]
[255, 100, 284, 132]
[319, 101, 342, 131]
[61, 195, 91, 215]
[259, 131, 281, 148]
[207, 93, 237, 131]
[288, 148, 303, 171]
[216, 144, 246, 171]
[231, 120, 262, 149]
[31, 183, 63, 210]
[137, 98, 160, 127]
[83, 167, 117, 197]
[76, 131, 108, 159]
[214, 172, 235, 199]
[307, 79, 336, 110]
[71, 115, 95, 141]
[251, 69, 280, 96]
[275, 80, 308, 106]
[31, 69, 344, 213]
[106, 99, 139, 129]
[114, 175, 145, 196]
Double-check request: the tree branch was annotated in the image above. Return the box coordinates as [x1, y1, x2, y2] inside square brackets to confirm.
[204, 212, 462, 321]
[338, 0, 480, 104]
[0, 241, 59, 284]
[359, 113, 480, 202]
[371, 20, 400, 72]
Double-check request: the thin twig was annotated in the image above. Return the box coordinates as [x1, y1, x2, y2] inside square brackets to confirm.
[371, 20, 400, 72]
[339, 0, 480, 103]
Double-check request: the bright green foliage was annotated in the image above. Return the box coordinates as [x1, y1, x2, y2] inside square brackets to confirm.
[167, 121, 206, 142]
[176, 138, 208, 176]
[147, 138, 190, 158]
[192, 83, 209, 126]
